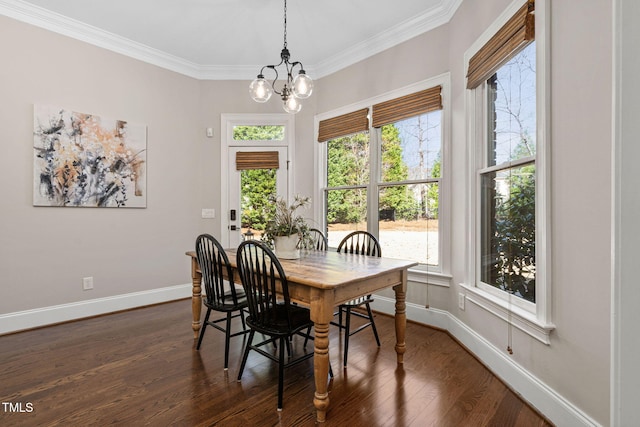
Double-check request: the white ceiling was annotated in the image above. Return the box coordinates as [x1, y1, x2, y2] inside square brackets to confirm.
[0, 0, 462, 80]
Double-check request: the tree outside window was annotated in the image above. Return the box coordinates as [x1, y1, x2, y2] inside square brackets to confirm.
[233, 125, 283, 234]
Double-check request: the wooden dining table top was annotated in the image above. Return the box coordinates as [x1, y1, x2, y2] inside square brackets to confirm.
[221, 248, 417, 288]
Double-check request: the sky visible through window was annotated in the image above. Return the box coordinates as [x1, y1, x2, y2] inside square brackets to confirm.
[493, 42, 536, 166]
[395, 110, 442, 179]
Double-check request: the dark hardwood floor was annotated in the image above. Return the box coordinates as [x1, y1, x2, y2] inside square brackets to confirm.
[0, 300, 552, 426]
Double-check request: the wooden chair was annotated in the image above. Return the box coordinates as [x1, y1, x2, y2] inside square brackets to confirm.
[236, 240, 322, 411]
[195, 234, 249, 370]
[333, 231, 382, 367]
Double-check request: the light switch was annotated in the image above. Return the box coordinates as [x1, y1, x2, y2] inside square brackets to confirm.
[201, 208, 215, 219]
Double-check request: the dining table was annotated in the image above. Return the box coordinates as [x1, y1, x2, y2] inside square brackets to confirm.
[185, 248, 417, 423]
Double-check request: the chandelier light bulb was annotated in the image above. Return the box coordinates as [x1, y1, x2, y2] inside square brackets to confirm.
[249, 75, 273, 103]
[292, 71, 313, 99]
[283, 95, 302, 114]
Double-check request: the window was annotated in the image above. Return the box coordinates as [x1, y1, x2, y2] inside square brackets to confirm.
[326, 131, 370, 245]
[317, 78, 450, 280]
[378, 112, 442, 265]
[480, 42, 536, 304]
[464, 0, 553, 343]
[233, 125, 285, 141]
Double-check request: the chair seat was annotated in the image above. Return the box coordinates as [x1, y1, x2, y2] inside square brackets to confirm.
[204, 292, 248, 312]
[246, 303, 311, 337]
[232, 285, 246, 298]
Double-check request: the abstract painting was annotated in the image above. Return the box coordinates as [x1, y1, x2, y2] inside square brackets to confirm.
[33, 105, 147, 207]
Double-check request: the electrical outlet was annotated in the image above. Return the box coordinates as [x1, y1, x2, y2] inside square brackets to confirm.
[83, 277, 94, 290]
[458, 292, 465, 310]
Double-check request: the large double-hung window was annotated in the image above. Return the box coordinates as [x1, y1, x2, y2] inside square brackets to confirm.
[316, 78, 450, 281]
[465, 0, 553, 343]
[480, 42, 537, 304]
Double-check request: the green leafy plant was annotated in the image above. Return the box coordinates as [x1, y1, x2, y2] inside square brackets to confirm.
[261, 195, 313, 249]
[491, 168, 536, 303]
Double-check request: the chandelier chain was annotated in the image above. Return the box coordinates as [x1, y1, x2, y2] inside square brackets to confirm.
[283, 0, 288, 49]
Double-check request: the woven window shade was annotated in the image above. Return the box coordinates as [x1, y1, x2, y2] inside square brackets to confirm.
[317, 108, 369, 142]
[372, 86, 442, 128]
[235, 151, 279, 170]
[466, 0, 535, 90]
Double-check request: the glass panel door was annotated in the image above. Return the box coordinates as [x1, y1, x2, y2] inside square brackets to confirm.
[227, 146, 288, 248]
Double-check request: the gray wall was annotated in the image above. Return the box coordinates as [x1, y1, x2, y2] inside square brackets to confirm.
[0, 16, 203, 311]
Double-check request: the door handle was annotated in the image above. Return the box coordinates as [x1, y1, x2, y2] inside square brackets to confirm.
[230, 209, 236, 221]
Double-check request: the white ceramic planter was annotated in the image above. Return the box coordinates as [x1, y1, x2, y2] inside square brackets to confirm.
[274, 234, 300, 259]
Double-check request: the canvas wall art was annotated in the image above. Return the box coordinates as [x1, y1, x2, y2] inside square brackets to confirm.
[33, 105, 147, 207]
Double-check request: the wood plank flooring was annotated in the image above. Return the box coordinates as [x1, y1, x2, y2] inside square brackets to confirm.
[0, 300, 553, 426]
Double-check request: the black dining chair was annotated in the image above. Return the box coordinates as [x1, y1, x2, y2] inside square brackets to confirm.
[333, 231, 382, 367]
[195, 234, 249, 370]
[236, 240, 323, 411]
[308, 228, 328, 251]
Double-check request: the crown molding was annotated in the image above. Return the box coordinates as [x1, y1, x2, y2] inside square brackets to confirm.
[0, 0, 206, 78]
[0, 0, 462, 81]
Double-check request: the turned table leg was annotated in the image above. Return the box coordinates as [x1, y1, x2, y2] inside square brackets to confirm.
[313, 321, 331, 423]
[190, 255, 202, 339]
[311, 289, 333, 423]
[393, 270, 408, 364]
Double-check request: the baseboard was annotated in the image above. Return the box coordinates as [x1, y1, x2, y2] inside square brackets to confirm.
[0, 283, 192, 335]
[372, 296, 601, 427]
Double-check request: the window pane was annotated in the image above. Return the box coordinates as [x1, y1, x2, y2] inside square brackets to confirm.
[480, 164, 536, 303]
[326, 188, 367, 248]
[381, 111, 441, 182]
[487, 42, 536, 167]
[233, 125, 285, 141]
[240, 168, 276, 240]
[327, 132, 370, 187]
[378, 184, 439, 265]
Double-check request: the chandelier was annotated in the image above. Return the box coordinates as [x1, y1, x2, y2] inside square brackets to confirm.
[249, 0, 313, 114]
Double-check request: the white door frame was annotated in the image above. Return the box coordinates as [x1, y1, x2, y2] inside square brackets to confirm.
[220, 113, 295, 247]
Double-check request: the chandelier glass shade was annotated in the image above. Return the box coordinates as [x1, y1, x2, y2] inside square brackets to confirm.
[249, 0, 313, 113]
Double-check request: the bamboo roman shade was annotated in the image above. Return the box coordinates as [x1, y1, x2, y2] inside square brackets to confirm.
[317, 108, 369, 142]
[235, 151, 279, 170]
[372, 86, 442, 128]
[466, 0, 535, 90]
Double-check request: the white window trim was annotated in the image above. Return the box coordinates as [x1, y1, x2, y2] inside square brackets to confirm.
[220, 113, 295, 246]
[463, 0, 554, 344]
[314, 73, 452, 286]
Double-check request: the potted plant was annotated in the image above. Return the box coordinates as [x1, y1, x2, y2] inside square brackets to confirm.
[262, 194, 312, 259]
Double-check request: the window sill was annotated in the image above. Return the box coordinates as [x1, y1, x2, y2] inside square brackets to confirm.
[409, 269, 451, 287]
[459, 283, 555, 345]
